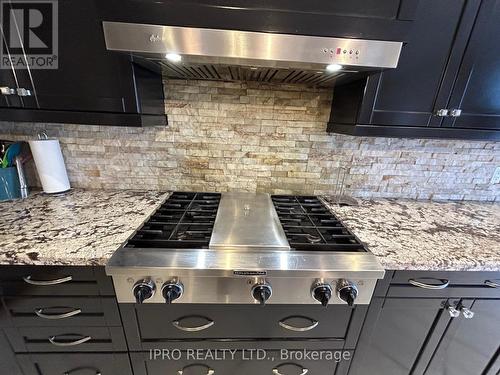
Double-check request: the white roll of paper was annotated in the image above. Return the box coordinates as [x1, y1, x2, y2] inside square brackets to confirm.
[28, 139, 71, 194]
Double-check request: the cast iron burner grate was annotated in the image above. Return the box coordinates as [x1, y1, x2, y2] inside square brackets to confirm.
[126, 192, 221, 249]
[271, 195, 366, 252]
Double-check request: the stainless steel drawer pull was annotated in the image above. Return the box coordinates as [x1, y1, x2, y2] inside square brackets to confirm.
[178, 364, 214, 374]
[279, 317, 319, 332]
[408, 278, 449, 290]
[35, 307, 82, 320]
[273, 365, 308, 375]
[485, 280, 500, 288]
[64, 369, 101, 375]
[48, 335, 91, 346]
[172, 317, 215, 332]
[23, 275, 73, 285]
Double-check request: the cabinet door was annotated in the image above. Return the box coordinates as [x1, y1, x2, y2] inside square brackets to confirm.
[424, 299, 500, 375]
[348, 298, 449, 375]
[26, 0, 137, 113]
[0, 2, 22, 109]
[443, 0, 500, 130]
[17, 353, 133, 375]
[358, 0, 475, 127]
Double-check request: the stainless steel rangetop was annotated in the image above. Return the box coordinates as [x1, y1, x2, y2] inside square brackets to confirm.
[106, 191, 385, 305]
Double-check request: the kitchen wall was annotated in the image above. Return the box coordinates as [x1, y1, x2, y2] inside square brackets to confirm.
[1, 79, 499, 201]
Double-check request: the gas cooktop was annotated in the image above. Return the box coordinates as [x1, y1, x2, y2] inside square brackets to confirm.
[107, 191, 384, 305]
[125, 192, 366, 253]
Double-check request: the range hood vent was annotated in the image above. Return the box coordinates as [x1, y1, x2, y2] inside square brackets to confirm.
[103, 22, 402, 87]
[160, 62, 345, 87]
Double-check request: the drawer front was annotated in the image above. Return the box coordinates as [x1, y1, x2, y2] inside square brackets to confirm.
[4, 326, 127, 352]
[0, 296, 121, 327]
[0, 266, 114, 296]
[122, 304, 352, 349]
[16, 353, 133, 375]
[131, 344, 350, 375]
[388, 271, 500, 298]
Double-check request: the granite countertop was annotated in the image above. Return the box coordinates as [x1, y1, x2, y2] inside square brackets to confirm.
[0, 189, 168, 265]
[0, 189, 499, 271]
[324, 197, 500, 271]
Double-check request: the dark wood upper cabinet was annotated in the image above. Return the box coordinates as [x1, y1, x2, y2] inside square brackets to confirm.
[328, 0, 500, 140]
[98, 0, 418, 41]
[0, 0, 166, 127]
[442, 0, 500, 131]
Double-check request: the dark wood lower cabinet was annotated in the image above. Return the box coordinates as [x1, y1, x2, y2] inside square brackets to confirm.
[16, 353, 133, 375]
[348, 297, 450, 375]
[1, 266, 499, 375]
[348, 271, 500, 375]
[423, 299, 500, 375]
[130, 345, 350, 375]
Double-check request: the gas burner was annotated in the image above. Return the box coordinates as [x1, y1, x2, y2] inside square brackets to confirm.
[272, 195, 365, 252]
[305, 234, 322, 243]
[126, 192, 221, 248]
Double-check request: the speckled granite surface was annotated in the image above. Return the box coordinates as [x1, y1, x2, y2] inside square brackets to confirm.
[324, 197, 500, 271]
[0, 189, 168, 265]
[1, 190, 499, 270]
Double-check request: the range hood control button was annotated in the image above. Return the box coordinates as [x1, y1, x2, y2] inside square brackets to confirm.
[337, 279, 358, 307]
[312, 283, 333, 307]
[252, 283, 272, 305]
[133, 279, 156, 304]
[162, 281, 184, 304]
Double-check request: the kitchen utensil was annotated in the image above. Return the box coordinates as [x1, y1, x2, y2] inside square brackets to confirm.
[1, 142, 21, 168]
[14, 155, 28, 198]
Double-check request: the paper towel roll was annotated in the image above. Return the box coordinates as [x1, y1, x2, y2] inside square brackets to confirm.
[28, 139, 71, 194]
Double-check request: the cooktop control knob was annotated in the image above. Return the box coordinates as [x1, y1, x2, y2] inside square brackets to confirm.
[312, 282, 333, 307]
[252, 283, 272, 305]
[337, 279, 358, 307]
[133, 279, 156, 304]
[162, 281, 184, 304]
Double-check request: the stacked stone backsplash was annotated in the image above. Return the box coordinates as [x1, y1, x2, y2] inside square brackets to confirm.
[0, 79, 499, 201]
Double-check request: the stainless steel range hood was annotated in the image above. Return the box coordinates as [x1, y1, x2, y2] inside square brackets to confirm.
[103, 22, 403, 87]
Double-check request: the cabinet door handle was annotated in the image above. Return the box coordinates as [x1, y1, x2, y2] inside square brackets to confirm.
[408, 278, 449, 290]
[273, 364, 308, 375]
[447, 305, 460, 318]
[172, 317, 215, 332]
[23, 275, 72, 285]
[449, 109, 462, 117]
[49, 334, 91, 347]
[279, 316, 319, 332]
[35, 307, 82, 320]
[16, 87, 32, 96]
[460, 306, 474, 319]
[64, 368, 101, 375]
[178, 364, 214, 374]
[0, 87, 15, 95]
[435, 109, 449, 117]
[485, 280, 500, 288]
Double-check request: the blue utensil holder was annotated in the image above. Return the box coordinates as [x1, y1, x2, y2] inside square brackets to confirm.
[0, 167, 21, 201]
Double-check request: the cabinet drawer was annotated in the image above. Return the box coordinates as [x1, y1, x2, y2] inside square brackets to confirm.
[4, 326, 127, 352]
[122, 304, 353, 349]
[131, 343, 350, 375]
[388, 271, 500, 298]
[16, 353, 133, 375]
[0, 296, 121, 327]
[0, 266, 114, 296]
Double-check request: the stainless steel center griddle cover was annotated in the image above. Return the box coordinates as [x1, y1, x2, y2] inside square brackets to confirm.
[106, 192, 384, 305]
